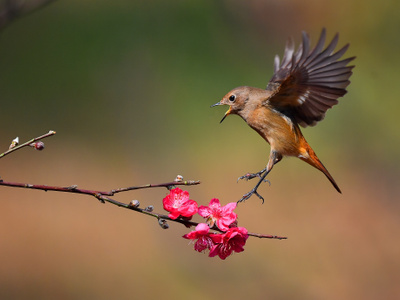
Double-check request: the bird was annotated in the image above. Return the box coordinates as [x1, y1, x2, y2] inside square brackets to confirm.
[211, 28, 355, 203]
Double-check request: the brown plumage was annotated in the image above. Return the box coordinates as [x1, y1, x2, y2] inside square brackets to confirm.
[212, 29, 355, 202]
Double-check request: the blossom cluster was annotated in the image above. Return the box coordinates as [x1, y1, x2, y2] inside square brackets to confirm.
[163, 188, 248, 260]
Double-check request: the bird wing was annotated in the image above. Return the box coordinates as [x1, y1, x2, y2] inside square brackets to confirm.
[265, 28, 355, 127]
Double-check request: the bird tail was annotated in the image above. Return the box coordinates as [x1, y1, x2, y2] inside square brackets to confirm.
[299, 146, 342, 194]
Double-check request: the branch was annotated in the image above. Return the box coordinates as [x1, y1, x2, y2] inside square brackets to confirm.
[0, 130, 287, 262]
[0, 130, 56, 159]
[0, 179, 286, 240]
[0, 179, 200, 197]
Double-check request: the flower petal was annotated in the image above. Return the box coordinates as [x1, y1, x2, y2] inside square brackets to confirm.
[221, 202, 237, 214]
[208, 198, 221, 210]
[178, 200, 198, 217]
[195, 223, 210, 234]
[197, 205, 211, 218]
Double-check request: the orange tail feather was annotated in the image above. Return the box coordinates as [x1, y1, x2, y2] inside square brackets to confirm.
[300, 147, 342, 194]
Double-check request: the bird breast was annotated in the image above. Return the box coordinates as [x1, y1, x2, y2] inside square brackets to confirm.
[244, 106, 303, 156]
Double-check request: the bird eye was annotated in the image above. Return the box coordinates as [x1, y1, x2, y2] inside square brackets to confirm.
[229, 95, 236, 102]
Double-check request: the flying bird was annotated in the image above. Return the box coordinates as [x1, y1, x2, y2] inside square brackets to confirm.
[212, 29, 355, 203]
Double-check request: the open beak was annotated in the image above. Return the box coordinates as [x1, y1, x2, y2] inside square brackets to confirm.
[219, 111, 229, 123]
[211, 102, 231, 124]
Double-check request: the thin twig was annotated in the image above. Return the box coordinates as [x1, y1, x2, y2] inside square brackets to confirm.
[111, 180, 201, 194]
[0, 180, 200, 197]
[0, 130, 56, 159]
[247, 232, 287, 239]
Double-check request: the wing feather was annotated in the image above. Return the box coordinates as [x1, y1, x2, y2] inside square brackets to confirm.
[266, 29, 355, 127]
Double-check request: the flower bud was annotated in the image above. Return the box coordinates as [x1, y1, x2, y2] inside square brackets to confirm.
[144, 205, 154, 212]
[174, 175, 183, 182]
[9, 137, 19, 149]
[30, 141, 45, 151]
[158, 218, 169, 229]
[128, 200, 140, 208]
[34, 142, 45, 150]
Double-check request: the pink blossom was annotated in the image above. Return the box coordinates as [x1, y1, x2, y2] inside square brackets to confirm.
[209, 227, 248, 260]
[198, 198, 237, 231]
[163, 188, 198, 220]
[183, 223, 215, 252]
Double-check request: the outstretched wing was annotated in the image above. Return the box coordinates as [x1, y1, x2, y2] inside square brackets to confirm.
[266, 28, 355, 127]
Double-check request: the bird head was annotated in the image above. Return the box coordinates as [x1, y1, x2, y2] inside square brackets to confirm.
[211, 86, 251, 123]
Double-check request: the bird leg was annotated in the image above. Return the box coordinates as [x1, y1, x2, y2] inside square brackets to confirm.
[238, 151, 282, 204]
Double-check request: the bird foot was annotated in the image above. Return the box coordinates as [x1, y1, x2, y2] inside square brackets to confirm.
[237, 171, 270, 185]
[238, 187, 265, 204]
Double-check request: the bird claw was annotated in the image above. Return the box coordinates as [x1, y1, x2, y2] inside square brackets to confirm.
[237, 172, 258, 181]
[238, 188, 265, 204]
[237, 172, 270, 185]
[237, 167, 271, 204]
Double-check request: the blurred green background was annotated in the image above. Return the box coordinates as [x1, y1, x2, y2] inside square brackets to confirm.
[1, 0, 400, 299]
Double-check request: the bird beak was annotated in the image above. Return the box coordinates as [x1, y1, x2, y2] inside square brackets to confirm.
[211, 101, 231, 123]
[210, 101, 222, 108]
[220, 107, 232, 123]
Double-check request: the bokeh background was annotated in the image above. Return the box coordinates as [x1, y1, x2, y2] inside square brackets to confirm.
[1, 0, 399, 299]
